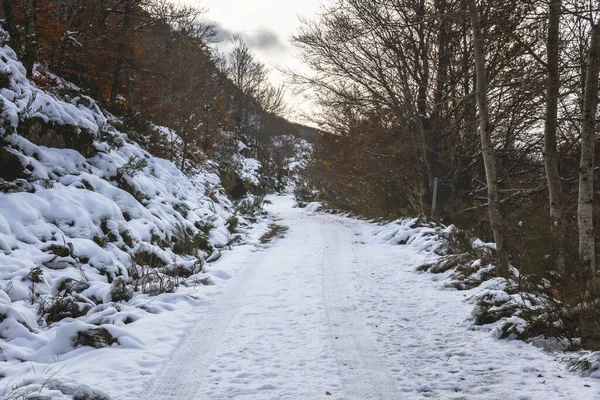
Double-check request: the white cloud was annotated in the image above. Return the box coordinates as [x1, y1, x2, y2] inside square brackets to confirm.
[193, 0, 325, 123]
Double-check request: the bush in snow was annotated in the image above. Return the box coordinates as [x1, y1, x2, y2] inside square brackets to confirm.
[109, 276, 133, 303]
[4, 378, 112, 400]
[569, 352, 600, 378]
[37, 294, 92, 325]
[73, 327, 117, 349]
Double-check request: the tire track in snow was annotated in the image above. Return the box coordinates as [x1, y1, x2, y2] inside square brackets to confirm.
[321, 219, 399, 400]
[143, 250, 268, 400]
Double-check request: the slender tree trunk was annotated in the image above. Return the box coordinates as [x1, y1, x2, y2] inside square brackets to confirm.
[3, 0, 20, 53]
[180, 138, 187, 171]
[431, 0, 449, 212]
[544, 0, 565, 272]
[416, 0, 433, 202]
[23, 0, 38, 77]
[110, 0, 132, 103]
[466, 0, 510, 274]
[578, 17, 600, 274]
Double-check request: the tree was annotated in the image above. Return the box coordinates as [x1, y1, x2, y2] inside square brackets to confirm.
[226, 35, 268, 131]
[23, 0, 38, 77]
[110, 0, 134, 103]
[225, 35, 287, 160]
[578, 15, 600, 274]
[544, 0, 565, 272]
[465, 0, 509, 274]
[2, 0, 20, 53]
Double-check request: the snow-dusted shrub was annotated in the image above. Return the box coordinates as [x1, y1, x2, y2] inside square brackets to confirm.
[4, 378, 112, 400]
[235, 195, 269, 222]
[294, 179, 318, 208]
[569, 352, 600, 378]
[227, 216, 239, 233]
[37, 294, 92, 324]
[127, 252, 178, 295]
[0, 70, 11, 88]
[470, 280, 518, 327]
[417, 226, 498, 289]
[171, 223, 211, 257]
[73, 327, 117, 349]
[56, 277, 90, 294]
[109, 276, 133, 303]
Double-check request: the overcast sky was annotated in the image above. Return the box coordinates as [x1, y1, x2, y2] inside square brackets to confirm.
[192, 0, 324, 122]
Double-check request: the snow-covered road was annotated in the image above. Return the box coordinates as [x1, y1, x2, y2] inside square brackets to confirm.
[141, 196, 598, 399]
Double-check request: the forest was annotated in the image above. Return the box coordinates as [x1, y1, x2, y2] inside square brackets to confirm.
[0, 0, 319, 187]
[292, 0, 600, 347]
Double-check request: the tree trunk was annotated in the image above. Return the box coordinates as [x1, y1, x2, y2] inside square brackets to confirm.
[544, 0, 565, 272]
[3, 0, 21, 53]
[466, 0, 510, 274]
[180, 138, 187, 171]
[431, 0, 449, 213]
[578, 17, 600, 274]
[23, 0, 38, 77]
[416, 0, 433, 205]
[110, 0, 132, 103]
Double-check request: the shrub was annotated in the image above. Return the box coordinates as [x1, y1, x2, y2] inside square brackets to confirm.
[56, 278, 90, 294]
[112, 156, 150, 203]
[171, 223, 212, 255]
[173, 203, 190, 218]
[43, 243, 72, 257]
[23, 267, 44, 283]
[132, 247, 167, 269]
[109, 276, 133, 302]
[0, 70, 12, 89]
[38, 295, 92, 324]
[117, 156, 148, 179]
[127, 254, 178, 295]
[195, 217, 216, 236]
[226, 216, 239, 233]
[73, 327, 117, 349]
[235, 195, 268, 221]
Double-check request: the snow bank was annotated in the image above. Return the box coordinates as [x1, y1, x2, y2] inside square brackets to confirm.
[370, 215, 600, 381]
[371, 217, 451, 254]
[0, 35, 266, 398]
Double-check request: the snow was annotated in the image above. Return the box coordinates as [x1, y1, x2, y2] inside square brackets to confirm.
[9, 195, 588, 399]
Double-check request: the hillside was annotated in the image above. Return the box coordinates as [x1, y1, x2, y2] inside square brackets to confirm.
[0, 29, 303, 398]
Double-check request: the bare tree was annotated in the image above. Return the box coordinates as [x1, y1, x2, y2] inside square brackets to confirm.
[544, 0, 565, 272]
[226, 35, 268, 130]
[110, 0, 133, 103]
[2, 0, 20, 53]
[466, 0, 509, 274]
[23, 0, 38, 77]
[578, 15, 600, 274]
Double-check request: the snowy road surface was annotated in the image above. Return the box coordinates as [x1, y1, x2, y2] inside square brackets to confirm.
[142, 196, 598, 399]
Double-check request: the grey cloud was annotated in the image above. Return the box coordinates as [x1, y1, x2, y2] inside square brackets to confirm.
[212, 23, 287, 54]
[244, 28, 287, 53]
[213, 22, 235, 42]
